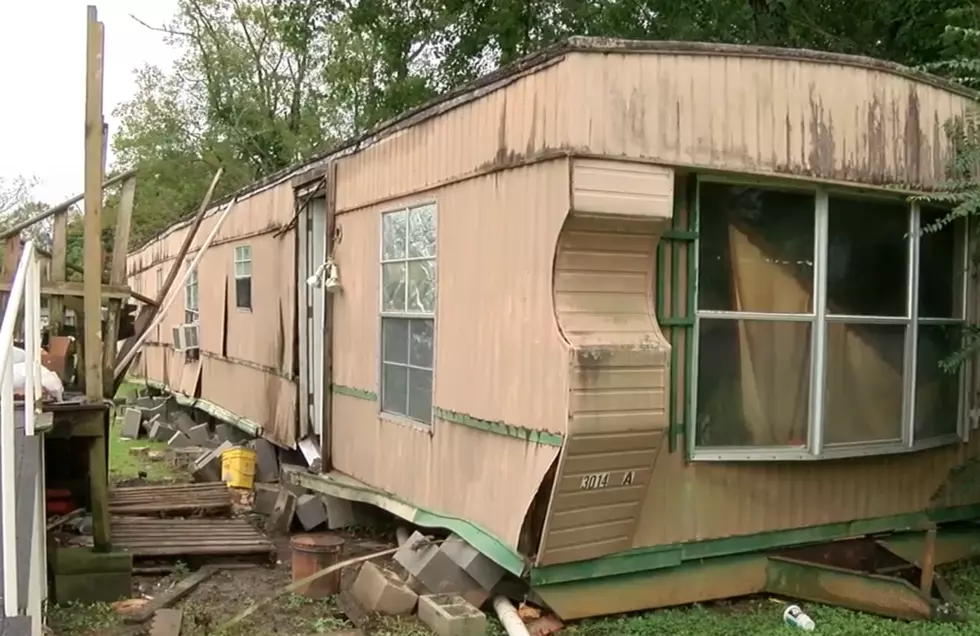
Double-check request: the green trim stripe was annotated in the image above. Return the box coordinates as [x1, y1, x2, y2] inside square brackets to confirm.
[332, 384, 378, 401]
[435, 407, 564, 447]
[530, 503, 980, 586]
[291, 470, 527, 576]
[332, 386, 564, 447]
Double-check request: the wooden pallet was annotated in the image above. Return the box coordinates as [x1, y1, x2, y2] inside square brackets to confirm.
[109, 482, 232, 516]
[111, 516, 275, 558]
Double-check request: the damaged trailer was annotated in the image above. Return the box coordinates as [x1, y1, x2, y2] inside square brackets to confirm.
[127, 36, 980, 622]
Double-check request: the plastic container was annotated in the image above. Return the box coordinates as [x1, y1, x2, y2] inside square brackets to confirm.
[783, 605, 816, 631]
[290, 534, 346, 597]
[220, 447, 256, 489]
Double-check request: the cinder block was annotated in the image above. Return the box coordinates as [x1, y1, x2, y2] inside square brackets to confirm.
[169, 411, 197, 434]
[166, 431, 193, 448]
[253, 484, 279, 515]
[418, 594, 487, 636]
[394, 532, 489, 607]
[214, 423, 249, 444]
[141, 414, 161, 436]
[192, 441, 234, 482]
[350, 562, 418, 615]
[150, 421, 177, 443]
[267, 488, 297, 534]
[279, 462, 309, 495]
[186, 423, 210, 446]
[120, 408, 142, 439]
[295, 494, 328, 530]
[323, 495, 357, 529]
[253, 438, 280, 482]
[440, 535, 505, 592]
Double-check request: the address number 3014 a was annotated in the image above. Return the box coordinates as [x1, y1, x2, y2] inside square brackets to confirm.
[579, 470, 636, 490]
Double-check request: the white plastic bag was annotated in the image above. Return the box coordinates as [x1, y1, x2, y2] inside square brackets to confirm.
[12, 361, 64, 402]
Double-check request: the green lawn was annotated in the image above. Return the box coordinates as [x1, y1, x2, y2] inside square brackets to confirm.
[108, 381, 185, 483]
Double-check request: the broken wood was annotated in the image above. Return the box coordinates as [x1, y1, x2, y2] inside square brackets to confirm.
[124, 565, 219, 623]
[113, 168, 223, 391]
[0, 280, 130, 299]
[103, 174, 136, 396]
[921, 525, 937, 594]
[219, 547, 401, 630]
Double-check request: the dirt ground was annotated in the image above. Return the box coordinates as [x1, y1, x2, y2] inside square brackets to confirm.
[48, 530, 438, 636]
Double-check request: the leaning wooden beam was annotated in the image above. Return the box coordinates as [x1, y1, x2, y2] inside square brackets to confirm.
[47, 208, 68, 334]
[114, 197, 238, 379]
[83, 3, 105, 402]
[0, 168, 135, 242]
[102, 175, 136, 396]
[113, 168, 222, 391]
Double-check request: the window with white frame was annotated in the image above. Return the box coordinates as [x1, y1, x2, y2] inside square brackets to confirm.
[185, 259, 199, 324]
[234, 245, 252, 310]
[380, 204, 436, 424]
[692, 179, 967, 460]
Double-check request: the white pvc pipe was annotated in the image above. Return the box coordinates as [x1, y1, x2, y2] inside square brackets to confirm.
[24, 249, 40, 435]
[492, 596, 530, 636]
[114, 197, 239, 376]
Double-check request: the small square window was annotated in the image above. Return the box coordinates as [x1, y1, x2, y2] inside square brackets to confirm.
[234, 245, 252, 310]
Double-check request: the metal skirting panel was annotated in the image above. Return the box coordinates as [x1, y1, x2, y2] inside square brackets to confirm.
[0, 410, 45, 631]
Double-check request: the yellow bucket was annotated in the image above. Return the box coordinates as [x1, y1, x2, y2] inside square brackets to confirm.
[221, 447, 256, 489]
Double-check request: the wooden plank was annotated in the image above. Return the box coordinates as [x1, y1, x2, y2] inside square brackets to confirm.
[49, 209, 67, 335]
[0, 281, 130, 299]
[103, 175, 136, 396]
[0, 169, 135, 242]
[114, 169, 223, 391]
[124, 566, 218, 624]
[89, 431, 111, 551]
[83, 5, 105, 400]
[149, 609, 182, 636]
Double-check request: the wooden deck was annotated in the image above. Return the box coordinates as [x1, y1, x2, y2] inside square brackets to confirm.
[111, 517, 275, 559]
[109, 483, 232, 516]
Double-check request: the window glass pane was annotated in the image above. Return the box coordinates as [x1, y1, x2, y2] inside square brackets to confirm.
[407, 368, 433, 423]
[382, 318, 409, 364]
[696, 318, 811, 447]
[382, 211, 407, 260]
[408, 205, 436, 258]
[915, 323, 961, 440]
[823, 322, 905, 444]
[381, 363, 408, 415]
[409, 319, 434, 368]
[919, 207, 964, 319]
[698, 183, 815, 314]
[236, 277, 252, 310]
[826, 196, 908, 317]
[407, 260, 436, 313]
[382, 263, 406, 312]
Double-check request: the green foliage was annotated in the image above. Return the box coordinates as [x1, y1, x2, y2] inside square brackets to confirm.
[114, 0, 970, 247]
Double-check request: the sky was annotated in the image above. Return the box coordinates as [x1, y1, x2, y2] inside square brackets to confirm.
[0, 1, 180, 204]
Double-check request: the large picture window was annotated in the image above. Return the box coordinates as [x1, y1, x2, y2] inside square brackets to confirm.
[380, 203, 437, 425]
[693, 179, 967, 460]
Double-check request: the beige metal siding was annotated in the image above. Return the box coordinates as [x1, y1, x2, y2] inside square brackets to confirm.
[125, 186, 298, 447]
[563, 52, 970, 188]
[537, 163, 674, 564]
[330, 160, 570, 547]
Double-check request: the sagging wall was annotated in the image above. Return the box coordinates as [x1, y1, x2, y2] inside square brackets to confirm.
[126, 185, 298, 447]
[329, 159, 571, 549]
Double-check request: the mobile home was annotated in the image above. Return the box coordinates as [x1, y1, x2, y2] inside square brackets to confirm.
[127, 37, 980, 619]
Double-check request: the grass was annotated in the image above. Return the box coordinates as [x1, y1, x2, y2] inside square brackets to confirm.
[107, 381, 184, 483]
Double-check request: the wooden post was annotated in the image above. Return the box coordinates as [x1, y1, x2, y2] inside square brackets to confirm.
[102, 176, 135, 396]
[83, 5, 104, 401]
[49, 210, 67, 335]
[920, 525, 937, 595]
